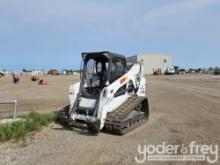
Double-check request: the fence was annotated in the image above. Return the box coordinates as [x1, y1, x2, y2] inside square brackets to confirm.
[0, 100, 17, 119]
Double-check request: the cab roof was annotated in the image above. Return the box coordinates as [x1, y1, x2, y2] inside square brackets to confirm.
[82, 51, 126, 61]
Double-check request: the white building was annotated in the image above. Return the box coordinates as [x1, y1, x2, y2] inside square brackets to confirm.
[31, 71, 45, 76]
[127, 53, 172, 74]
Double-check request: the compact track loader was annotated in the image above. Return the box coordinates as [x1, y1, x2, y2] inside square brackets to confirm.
[59, 51, 149, 135]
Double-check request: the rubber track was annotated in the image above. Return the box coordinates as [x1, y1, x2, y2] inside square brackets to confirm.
[104, 96, 149, 135]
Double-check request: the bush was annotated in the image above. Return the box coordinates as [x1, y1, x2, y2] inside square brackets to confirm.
[0, 112, 57, 142]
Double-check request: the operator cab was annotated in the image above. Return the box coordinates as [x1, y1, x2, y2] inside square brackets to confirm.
[80, 52, 127, 98]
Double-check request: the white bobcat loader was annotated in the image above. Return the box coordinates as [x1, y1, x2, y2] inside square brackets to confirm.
[59, 51, 149, 135]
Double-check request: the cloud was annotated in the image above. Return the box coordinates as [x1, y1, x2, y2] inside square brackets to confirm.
[0, 1, 134, 37]
[144, 0, 219, 22]
[132, 0, 220, 41]
[0, 0, 219, 42]
[0, 0, 219, 68]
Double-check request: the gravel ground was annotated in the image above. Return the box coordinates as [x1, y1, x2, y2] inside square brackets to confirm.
[0, 75, 79, 118]
[0, 74, 220, 165]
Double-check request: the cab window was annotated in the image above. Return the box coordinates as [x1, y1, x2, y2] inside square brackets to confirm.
[110, 60, 126, 83]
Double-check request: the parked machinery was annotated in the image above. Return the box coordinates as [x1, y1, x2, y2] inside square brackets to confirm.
[59, 51, 149, 135]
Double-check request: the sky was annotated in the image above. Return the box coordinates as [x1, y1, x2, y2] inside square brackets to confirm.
[0, 0, 220, 70]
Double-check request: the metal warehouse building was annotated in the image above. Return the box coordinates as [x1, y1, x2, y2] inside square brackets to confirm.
[127, 53, 172, 74]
